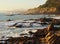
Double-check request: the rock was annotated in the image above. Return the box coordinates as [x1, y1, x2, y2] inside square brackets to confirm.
[7, 19, 12, 21]
[32, 23, 42, 27]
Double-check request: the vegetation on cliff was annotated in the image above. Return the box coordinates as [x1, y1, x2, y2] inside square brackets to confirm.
[26, 0, 60, 14]
[39, 0, 60, 7]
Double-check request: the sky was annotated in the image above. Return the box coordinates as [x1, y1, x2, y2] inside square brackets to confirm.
[0, 0, 47, 11]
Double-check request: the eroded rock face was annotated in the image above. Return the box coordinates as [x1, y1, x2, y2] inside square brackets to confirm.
[26, 7, 57, 14]
[25, 0, 60, 14]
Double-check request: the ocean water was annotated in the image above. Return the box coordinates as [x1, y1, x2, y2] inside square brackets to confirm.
[0, 15, 47, 21]
[0, 14, 59, 37]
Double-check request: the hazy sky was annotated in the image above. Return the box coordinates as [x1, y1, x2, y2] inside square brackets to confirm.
[0, 0, 47, 11]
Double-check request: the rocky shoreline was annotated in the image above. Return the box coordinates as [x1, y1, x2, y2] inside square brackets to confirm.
[8, 17, 60, 28]
[0, 17, 60, 44]
[0, 23, 60, 44]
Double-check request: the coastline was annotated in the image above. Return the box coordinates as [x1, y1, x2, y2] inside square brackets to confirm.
[0, 16, 60, 44]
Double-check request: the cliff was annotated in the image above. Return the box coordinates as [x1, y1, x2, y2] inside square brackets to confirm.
[26, 0, 60, 14]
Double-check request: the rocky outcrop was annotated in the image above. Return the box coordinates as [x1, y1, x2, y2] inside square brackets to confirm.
[26, 7, 57, 14]
[1, 23, 60, 44]
[25, 0, 60, 14]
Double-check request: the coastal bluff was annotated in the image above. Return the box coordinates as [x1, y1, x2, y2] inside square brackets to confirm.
[25, 0, 60, 14]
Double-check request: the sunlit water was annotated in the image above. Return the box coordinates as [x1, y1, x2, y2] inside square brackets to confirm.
[0, 14, 60, 37]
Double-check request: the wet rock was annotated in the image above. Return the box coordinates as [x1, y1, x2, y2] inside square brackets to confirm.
[7, 19, 12, 21]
